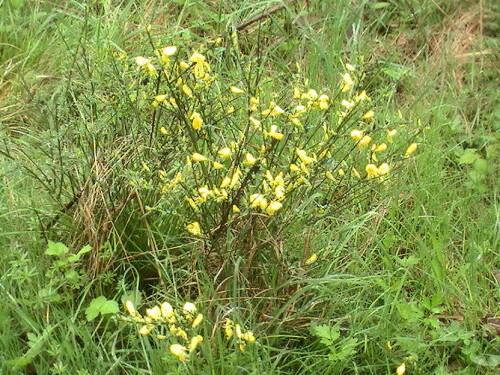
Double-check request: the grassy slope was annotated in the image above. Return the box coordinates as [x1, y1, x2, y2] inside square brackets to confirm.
[1, 0, 498, 374]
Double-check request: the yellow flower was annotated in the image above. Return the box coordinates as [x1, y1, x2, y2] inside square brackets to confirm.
[325, 171, 334, 180]
[249, 96, 259, 111]
[378, 163, 390, 175]
[250, 194, 267, 210]
[318, 94, 329, 110]
[290, 117, 301, 126]
[341, 72, 354, 92]
[134, 56, 150, 66]
[275, 185, 285, 200]
[138, 325, 153, 335]
[189, 335, 204, 352]
[189, 51, 209, 79]
[235, 324, 243, 339]
[346, 63, 356, 71]
[386, 341, 393, 350]
[170, 344, 188, 362]
[232, 205, 240, 213]
[213, 161, 223, 169]
[338, 168, 345, 177]
[192, 313, 204, 327]
[387, 129, 397, 142]
[363, 110, 375, 120]
[396, 362, 406, 375]
[161, 45, 177, 56]
[230, 86, 245, 94]
[218, 147, 232, 158]
[372, 143, 388, 153]
[224, 319, 234, 339]
[290, 164, 300, 172]
[356, 90, 369, 101]
[182, 84, 193, 97]
[305, 253, 318, 265]
[266, 201, 283, 215]
[352, 167, 361, 179]
[358, 135, 372, 148]
[244, 152, 257, 166]
[230, 168, 242, 187]
[263, 101, 285, 117]
[161, 302, 174, 318]
[405, 143, 418, 157]
[155, 94, 167, 103]
[366, 164, 379, 179]
[190, 112, 203, 130]
[267, 125, 284, 140]
[242, 331, 256, 343]
[190, 52, 206, 63]
[198, 186, 213, 200]
[350, 129, 364, 142]
[186, 222, 201, 236]
[191, 152, 207, 162]
[220, 176, 231, 188]
[226, 106, 235, 114]
[296, 148, 315, 164]
[146, 306, 162, 320]
[125, 301, 136, 315]
[341, 99, 355, 109]
[183, 302, 197, 315]
[249, 116, 261, 128]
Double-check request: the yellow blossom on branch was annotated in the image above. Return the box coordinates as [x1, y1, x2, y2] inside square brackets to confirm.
[296, 148, 315, 164]
[170, 344, 188, 362]
[186, 222, 202, 236]
[396, 362, 406, 375]
[191, 152, 207, 162]
[230, 86, 245, 94]
[363, 110, 375, 120]
[266, 201, 283, 215]
[267, 124, 284, 140]
[305, 253, 318, 265]
[218, 147, 232, 158]
[188, 335, 204, 352]
[405, 143, 418, 157]
[190, 112, 203, 130]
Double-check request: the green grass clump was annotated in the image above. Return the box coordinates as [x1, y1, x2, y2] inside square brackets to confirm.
[1, 0, 498, 374]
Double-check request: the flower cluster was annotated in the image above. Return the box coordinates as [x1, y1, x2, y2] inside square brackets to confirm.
[223, 319, 256, 351]
[127, 42, 419, 238]
[122, 300, 204, 362]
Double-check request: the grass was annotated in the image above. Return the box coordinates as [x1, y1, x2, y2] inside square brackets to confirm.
[1, 0, 498, 374]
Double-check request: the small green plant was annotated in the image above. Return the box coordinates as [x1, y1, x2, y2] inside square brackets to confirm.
[310, 323, 359, 362]
[85, 296, 119, 321]
[41, 241, 92, 302]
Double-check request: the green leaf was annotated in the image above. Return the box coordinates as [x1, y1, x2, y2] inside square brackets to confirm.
[45, 241, 69, 257]
[9, 0, 25, 8]
[371, 2, 391, 9]
[100, 300, 119, 315]
[85, 306, 100, 321]
[470, 354, 500, 367]
[67, 244, 92, 262]
[458, 149, 479, 165]
[396, 302, 424, 323]
[85, 297, 119, 321]
[311, 324, 340, 347]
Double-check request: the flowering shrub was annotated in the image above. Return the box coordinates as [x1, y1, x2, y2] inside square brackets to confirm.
[121, 300, 256, 362]
[124, 40, 418, 245]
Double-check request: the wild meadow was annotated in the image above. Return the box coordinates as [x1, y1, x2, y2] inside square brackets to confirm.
[0, 0, 498, 374]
